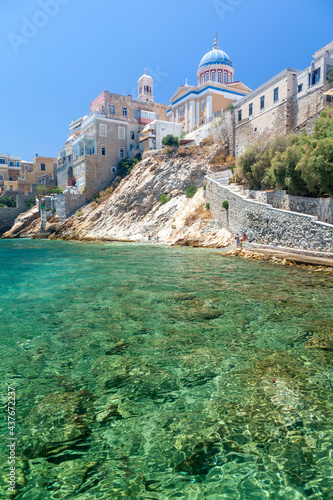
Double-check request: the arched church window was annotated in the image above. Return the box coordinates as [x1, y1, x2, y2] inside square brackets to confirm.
[224, 71, 228, 84]
[205, 72, 209, 83]
[218, 71, 222, 83]
[229, 72, 232, 83]
[201, 74, 204, 85]
[211, 71, 216, 82]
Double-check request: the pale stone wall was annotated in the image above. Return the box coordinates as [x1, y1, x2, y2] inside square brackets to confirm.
[0, 194, 35, 235]
[54, 194, 87, 221]
[205, 177, 333, 253]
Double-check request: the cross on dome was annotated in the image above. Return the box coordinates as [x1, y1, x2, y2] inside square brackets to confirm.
[213, 33, 219, 50]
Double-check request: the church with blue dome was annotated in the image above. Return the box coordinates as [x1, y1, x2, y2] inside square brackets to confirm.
[168, 35, 251, 132]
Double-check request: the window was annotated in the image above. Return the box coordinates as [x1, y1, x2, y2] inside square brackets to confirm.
[249, 103, 253, 116]
[16, 161, 20, 167]
[224, 71, 228, 84]
[0, 158, 5, 164]
[41, 163, 46, 171]
[25, 165, 29, 171]
[201, 74, 204, 85]
[211, 71, 216, 82]
[9, 185, 13, 190]
[298, 84, 303, 93]
[112, 167, 117, 173]
[260, 96, 265, 110]
[218, 71, 222, 83]
[119, 148, 125, 159]
[201, 100, 205, 111]
[130, 144, 134, 151]
[100, 124, 107, 137]
[309, 68, 320, 86]
[122, 107, 128, 117]
[0, 174, 3, 180]
[238, 110, 242, 122]
[9, 161, 14, 166]
[327, 95, 332, 103]
[133, 109, 139, 119]
[101, 146, 106, 156]
[205, 72, 209, 83]
[274, 87, 279, 102]
[118, 127, 125, 140]
[179, 108, 185, 119]
[81, 164, 85, 173]
[9, 176, 13, 181]
[110, 105, 115, 115]
[131, 131, 135, 140]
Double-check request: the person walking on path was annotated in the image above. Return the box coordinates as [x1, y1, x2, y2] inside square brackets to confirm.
[235, 235, 241, 248]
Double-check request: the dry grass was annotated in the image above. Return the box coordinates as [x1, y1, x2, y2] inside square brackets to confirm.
[184, 205, 211, 227]
[90, 179, 121, 207]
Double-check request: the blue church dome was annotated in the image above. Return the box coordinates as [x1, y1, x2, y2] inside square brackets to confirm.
[198, 36, 233, 69]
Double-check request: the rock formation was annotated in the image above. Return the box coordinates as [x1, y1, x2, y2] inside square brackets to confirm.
[3, 145, 232, 248]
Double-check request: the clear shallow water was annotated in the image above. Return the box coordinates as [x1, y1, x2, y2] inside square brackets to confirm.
[0, 240, 333, 499]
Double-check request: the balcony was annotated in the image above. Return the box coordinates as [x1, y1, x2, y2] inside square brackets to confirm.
[138, 110, 159, 125]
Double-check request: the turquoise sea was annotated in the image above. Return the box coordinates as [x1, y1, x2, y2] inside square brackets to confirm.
[0, 240, 333, 499]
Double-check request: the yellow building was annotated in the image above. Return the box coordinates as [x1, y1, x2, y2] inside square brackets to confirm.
[168, 35, 251, 132]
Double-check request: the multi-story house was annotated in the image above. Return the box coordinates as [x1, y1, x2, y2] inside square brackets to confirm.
[0, 155, 22, 193]
[139, 120, 183, 152]
[57, 72, 168, 200]
[232, 40, 333, 156]
[0, 155, 56, 195]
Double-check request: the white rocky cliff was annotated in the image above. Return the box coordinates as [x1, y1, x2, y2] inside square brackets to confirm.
[3, 145, 232, 248]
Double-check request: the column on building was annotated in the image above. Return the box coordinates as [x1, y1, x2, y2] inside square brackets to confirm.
[172, 111, 174, 123]
[196, 101, 200, 127]
[175, 108, 179, 123]
[190, 101, 195, 131]
[206, 95, 213, 122]
[185, 102, 188, 132]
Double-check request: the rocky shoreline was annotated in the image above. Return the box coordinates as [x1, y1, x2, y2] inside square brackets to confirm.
[223, 247, 333, 271]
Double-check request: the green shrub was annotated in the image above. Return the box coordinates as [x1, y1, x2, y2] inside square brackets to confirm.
[76, 209, 84, 217]
[47, 186, 63, 194]
[25, 197, 36, 210]
[162, 134, 180, 148]
[186, 186, 197, 198]
[203, 184, 206, 191]
[0, 196, 16, 208]
[222, 200, 229, 210]
[205, 203, 210, 210]
[235, 107, 333, 197]
[160, 193, 172, 204]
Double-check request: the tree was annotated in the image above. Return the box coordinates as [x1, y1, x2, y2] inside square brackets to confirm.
[162, 134, 180, 148]
[235, 107, 333, 197]
[37, 184, 47, 196]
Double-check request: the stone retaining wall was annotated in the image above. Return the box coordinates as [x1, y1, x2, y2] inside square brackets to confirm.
[0, 195, 33, 235]
[205, 177, 333, 253]
[236, 188, 333, 224]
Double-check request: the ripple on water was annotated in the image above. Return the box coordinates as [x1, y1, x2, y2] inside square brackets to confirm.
[0, 240, 333, 499]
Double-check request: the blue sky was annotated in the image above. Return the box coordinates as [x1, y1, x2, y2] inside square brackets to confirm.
[1, 0, 332, 161]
